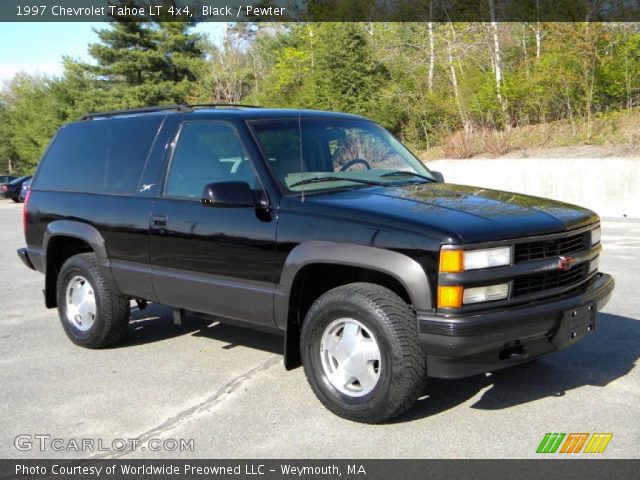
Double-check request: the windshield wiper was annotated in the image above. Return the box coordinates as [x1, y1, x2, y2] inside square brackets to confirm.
[379, 171, 436, 182]
[289, 176, 384, 188]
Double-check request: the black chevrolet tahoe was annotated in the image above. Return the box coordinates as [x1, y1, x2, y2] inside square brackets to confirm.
[18, 105, 614, 423]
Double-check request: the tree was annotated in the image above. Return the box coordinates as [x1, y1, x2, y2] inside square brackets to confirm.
[1, 75, 67, 172]
[190, 34, 254, 104]
[312, 24, 386, 113]
[5, 20, 640, 163]
[0, 102, 18, 174]
[80, 5, 206, 107]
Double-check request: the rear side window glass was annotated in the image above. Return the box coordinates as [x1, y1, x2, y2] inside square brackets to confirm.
[164, 122, 256, 199]
[35, 116, 162, 194]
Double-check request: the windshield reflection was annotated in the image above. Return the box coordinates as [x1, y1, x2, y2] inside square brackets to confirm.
[250, 118, 436, 192]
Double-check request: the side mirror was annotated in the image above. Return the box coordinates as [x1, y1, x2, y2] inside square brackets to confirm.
[201, 182, 266, 208]
[431, 171, 444, 182]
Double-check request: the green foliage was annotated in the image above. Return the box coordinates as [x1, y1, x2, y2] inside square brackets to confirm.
[0, 103, 17, 173]
[246, 23, 389, 127]
[3, 21, 640, 172]
[1, 75, 67, 172]
[0, 13, 206, 172]
[85, 19, 206, 107]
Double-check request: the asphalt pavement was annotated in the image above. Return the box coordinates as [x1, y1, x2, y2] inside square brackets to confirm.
[0, 199, 638, 459]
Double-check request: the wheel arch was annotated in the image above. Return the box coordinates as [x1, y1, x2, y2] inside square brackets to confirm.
[277, 241, 432, 369]
[43, 220, 118, 308]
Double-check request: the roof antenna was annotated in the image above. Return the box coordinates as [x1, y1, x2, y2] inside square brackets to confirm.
[298, 110, 305, 203]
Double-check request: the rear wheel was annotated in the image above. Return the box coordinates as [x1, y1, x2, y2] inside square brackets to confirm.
[56, 253, 130, 348]
[300, 283, 427, 423]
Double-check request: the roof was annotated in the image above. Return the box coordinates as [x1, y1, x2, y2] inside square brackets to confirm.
[80, 104, 366, 122]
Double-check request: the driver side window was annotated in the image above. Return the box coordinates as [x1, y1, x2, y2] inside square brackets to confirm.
[164, 122, 257, 199]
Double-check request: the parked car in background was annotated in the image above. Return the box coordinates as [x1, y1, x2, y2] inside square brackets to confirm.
[1, 176, 32, 202]
[18, 179, 31, 203]
[0, 175, 17, 185]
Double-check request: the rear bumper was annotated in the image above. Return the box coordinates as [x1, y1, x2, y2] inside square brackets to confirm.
[17, 248, 36, 270]
[417, 272, 615, 379]
[16, 247, 44, 273]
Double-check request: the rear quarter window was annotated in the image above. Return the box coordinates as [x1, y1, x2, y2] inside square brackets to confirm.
[34, 116, 162, 194]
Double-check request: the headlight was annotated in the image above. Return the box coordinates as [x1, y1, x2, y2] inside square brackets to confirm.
[439, 246, 512, 273]
[591, 227, 601, 246]
[464, 247, 512, 270]
[462, 283, 509, 304]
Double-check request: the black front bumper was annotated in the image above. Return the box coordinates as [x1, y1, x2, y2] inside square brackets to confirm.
[417, 272, 615, 379]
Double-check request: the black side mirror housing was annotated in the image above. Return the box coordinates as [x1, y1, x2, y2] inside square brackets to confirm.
[431, 170, 445, 182]
[201, 182, 265, 208]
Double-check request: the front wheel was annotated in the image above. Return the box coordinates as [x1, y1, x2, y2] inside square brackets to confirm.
[56, 253, 130, 348]
[300, 283, 427, 423]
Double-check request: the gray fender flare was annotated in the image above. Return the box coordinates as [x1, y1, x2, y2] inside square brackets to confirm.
[44, 220, 110, 266]
[276, 241, 432, 368]
[43, 220, 119, 307]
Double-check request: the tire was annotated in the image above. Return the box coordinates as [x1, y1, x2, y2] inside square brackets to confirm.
[56, 252, 130, 348]
[300, 283, 427, 423]
[12, 197, 20, 203]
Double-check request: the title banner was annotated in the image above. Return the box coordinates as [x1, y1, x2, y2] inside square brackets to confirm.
[1, 0, 640, 22]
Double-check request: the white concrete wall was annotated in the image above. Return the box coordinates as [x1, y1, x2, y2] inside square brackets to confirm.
[428, 157, 640, 218]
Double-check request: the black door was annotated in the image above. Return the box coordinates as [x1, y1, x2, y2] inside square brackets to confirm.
[149, 121, 277, 327]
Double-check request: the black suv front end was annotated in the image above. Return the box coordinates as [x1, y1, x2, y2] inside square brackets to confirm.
[417, 223, 615, 378]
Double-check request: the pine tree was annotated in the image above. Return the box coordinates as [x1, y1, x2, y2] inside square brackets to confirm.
[84, 2, 206, 107]
[310, 23, 388, 116]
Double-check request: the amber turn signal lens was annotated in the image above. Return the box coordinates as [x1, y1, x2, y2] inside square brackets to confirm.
[437, 285, 463, 308]
[439, 250, 464, 273]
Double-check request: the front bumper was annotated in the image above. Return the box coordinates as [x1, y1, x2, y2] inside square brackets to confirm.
[417, 272, 614, 378]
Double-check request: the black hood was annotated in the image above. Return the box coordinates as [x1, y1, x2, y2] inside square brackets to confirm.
[305, 183, 598, 244]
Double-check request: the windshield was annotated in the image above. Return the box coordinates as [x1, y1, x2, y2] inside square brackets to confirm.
[250, 118, 436, 192]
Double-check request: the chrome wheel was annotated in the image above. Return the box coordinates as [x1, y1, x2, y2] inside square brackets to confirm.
[320, 318, 381, 397]
[65, 275, 96, 332]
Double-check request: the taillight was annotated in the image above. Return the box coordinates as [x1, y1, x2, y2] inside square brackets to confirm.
[1, 185, 7, 192]
[23, 189, 31, 233]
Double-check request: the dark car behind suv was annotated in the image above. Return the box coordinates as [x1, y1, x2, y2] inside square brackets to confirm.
[2, 175, 31, 202]
[0, 175, 17, 185]
[18, 105, 614, 423]
[18, 178, 31, 203]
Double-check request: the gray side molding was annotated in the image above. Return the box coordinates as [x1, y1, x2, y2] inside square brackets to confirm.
[43, 220, 109, 266]
[275, 241, 431, 329]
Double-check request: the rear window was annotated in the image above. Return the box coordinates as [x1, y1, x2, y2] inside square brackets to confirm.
[35, 116, 162, 194]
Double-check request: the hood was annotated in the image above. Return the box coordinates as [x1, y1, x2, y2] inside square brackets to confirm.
[304, 183, 598, 244]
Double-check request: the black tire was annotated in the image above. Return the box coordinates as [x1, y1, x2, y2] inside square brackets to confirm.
[56, 253, 130, 348]
[300, 283, 427, 423]
[12, 197, 20, 203]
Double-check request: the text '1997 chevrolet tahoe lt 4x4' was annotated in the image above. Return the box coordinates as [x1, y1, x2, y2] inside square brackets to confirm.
[18, 105, 614, 423]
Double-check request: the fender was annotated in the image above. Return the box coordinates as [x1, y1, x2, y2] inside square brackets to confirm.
[42, 220, 120, 307]
[43, 220, 110, 265]
[276, 241, 432, 369]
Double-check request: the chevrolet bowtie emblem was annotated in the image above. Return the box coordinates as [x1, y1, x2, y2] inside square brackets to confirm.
[558, 255, 577, 271]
